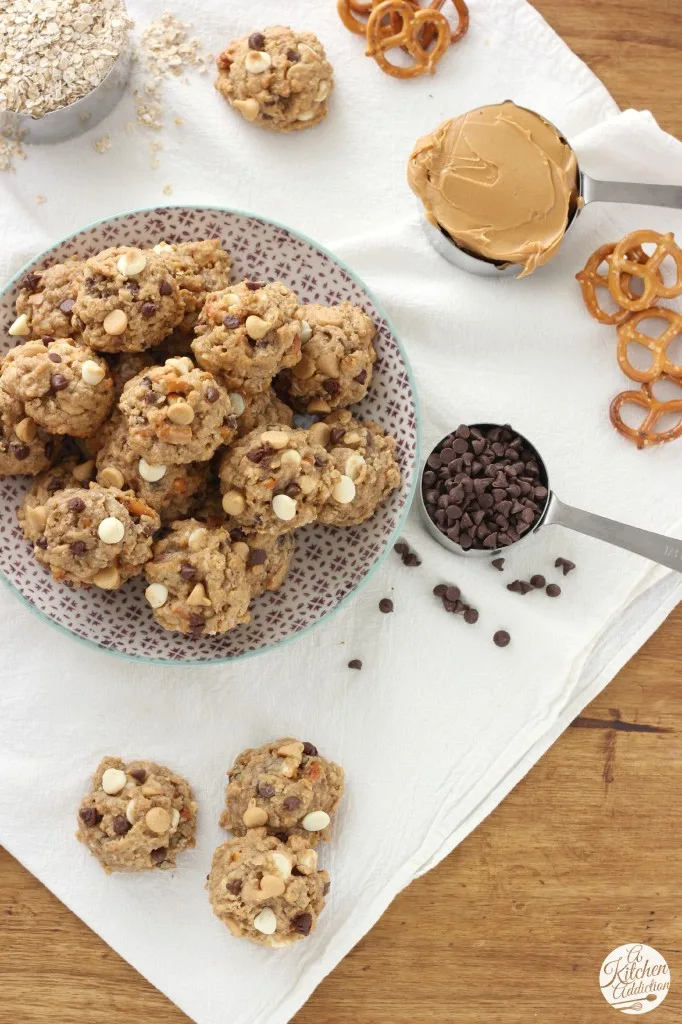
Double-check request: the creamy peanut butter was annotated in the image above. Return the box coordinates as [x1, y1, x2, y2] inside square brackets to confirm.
[408, 101, 579, 277]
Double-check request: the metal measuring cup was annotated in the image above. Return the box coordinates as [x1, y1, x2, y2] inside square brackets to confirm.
[421, 105, 682, 277]
[419, 424, 682, 572]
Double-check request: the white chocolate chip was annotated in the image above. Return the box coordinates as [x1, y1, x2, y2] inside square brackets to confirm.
[102, 309, 128, 335]
[345, 453, 366, 481]
[81, 359, 106, 386]
[245, 50, 272, 74]
[222, 489, 246, 516]
[170, 807, 180, 830]
[253, 907, 277, 936]
[153, 242, 173, 254]
[145, 583, 169, 609]
[186, 582, 211, 607]
[8, 313, 30, 337]
[280, 449, 302, 470]
[315, 80, 331, 103]
[260, 429, 289, 449]
[332, 475, 356, 504]
[165, 356, 193, 376]
[297, 110, 316, 122]
[101, 767, 126, 795]
[245, 315, 272, 341]
[188, 527, 207, 550]
[242, 802, 268, 828]
[126, 799, 137, 824]
[224, 294, 240, 308]
[233, 97, 260, 122]
[145, 807, 171, 834]
[271, 852, 292, 879]
[272, 493, 297, 522]
[25, 504, 47, 534]
[308, 422, 330, 447]
[72, 460, 95, 483]
[298, 475, 317, 496]
[116, 249, 147, 277]
[296, 848, 318, 875]
[138, 458, 167, 483]
[99, 466, 125, 489]
[259, 874, 285, 898]
[299, 319, 313, 344]
[301, 810, 331, 832]
[97, 516, 125, 544]
[167, 401, 195, 425]
[229, 392, 245, 416]
[15, 417, 37, 443]
[93, 565, 120, 589]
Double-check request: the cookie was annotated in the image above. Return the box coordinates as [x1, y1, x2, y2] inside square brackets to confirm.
[119, 358, 237, 465]
[14, 257, 84, 339]
[193, 281, 301, 396]
[154, 239, 233, 333]
[144, 518, 252, 635]
[276, 303, 376, 414]
[231, 529, 295, 598]
[77, 756, 197, 873]
[73, 246, 184, 353]
[34, 483, 159, 589]
[18, 454, 96, 540]
[0, 387, 60, 476]
[220, 738, 344, 845]
[207, 828, 329, 946]
[0, 338, 114, 437]
[216, 26, 333, 133]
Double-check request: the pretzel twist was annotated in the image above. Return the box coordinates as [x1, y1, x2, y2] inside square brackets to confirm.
[610, 383, 682, 449]
[366, 0, 451, 77]
[608, 230, 682, 311]
[617, 307, 682, 384]
[576, 242, 648, 325]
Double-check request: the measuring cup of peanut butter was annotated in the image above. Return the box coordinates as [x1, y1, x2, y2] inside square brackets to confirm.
[408, 101, 682, 278]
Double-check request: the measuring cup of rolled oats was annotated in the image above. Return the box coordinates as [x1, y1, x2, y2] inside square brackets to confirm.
[0, 0, 133, 145]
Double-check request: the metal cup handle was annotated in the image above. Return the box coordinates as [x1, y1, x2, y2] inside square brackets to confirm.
[581, 174, 682, 211]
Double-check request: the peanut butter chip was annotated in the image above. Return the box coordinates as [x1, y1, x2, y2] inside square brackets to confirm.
[186, 582, 211, 607]
[99, 466, 125, 489]
[316, 307, 344, 327]
[15, 417, 37, 443]
[101, 768, 126, 795]
[116, 249, 147, 277]
[259, 874, 285, 898]
[277, 741, 304, 758]
[222, 489, 246, 516]
[167, 401, 195, 425]
[308, 422, 330, 447]
[93, 565, 121, 589]
[260, 429, 289, 449]
[233, 98, 260, 122]
[245, 315, 272, 341]
[298, 475, 317, 495]
[232, 541, 250, 560]
[145, 807, 171, 834]
[242, 803, 268, 828]
[102, 309, 128, 335]
[72, 460, 95, 483]
[8, 313, 30, 337]
[26, 504, 47, 534]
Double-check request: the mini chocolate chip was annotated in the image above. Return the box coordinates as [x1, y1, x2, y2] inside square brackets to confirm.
[70, 541, 87, 556]
[323, 881, 331, 896]
[379, 598, 393, 613]
[226, 878, 242, 894]
[112, 815, 131, 835]
[144, 390, 159, 403]
[247, 445, 274, 464]
[530, 574, 545, 588]
[313, 454, 327, 467]
[159, 279, 173, 296]
[141, 302, 157, 318]
[48, 351, 62, 363]
[329, 427, 345, 446]
[67, 497, 85, 512]
[130, 768, 147, 783]
[42, 336, 55, 344]
[258, 783, 276, 798]
[348, 659, 362, 670]
[491, 557, 505, 571]
[403, 552, 421, 567]
[354, 369, 368, 384]
[546, 583, 561, 597]
[282, 482, 300, 499]
[245, 281, 264, 291]
[223, 314, 241, 329]
[205, 386, 220, 403]
[231, 528, 246, 541]
[51, 373, 69, 391]
[286, 48, 300, 62]
[79, 807, 101, 826]
[302, 742, 318, 756]
[249, 31, 266, 49]
[188, 613, 205, 630]
[464, 608, 479, 624]
[273, 831, 289, 843]
[225, 415, 238, 429]
[11, 443, 29, 460]
[493, 630, 511, 648]
[21, 271, 41, 291]
[59, 298, 75, 314]
[179, 563, 197, 581]
[126, 279, 140, 293]
[555, 557, 576, 575]
[248, 549, 267, 566]
[151, 848, 167, 865]
[283, 796, 301, 811]
[323, 378, 341, 396]
[293, 913, 313, 936]
[394, 541, 409, 555]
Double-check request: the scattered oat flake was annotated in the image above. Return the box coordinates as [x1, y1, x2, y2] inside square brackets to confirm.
[163, 184, 173, 195]
[0, 129, 26, 173]
[174, 116, 184, 127]
[36, 194, 46, 204]
[94, 134, 112, 154]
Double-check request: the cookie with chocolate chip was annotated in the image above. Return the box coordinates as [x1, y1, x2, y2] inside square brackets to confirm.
[15, 256, 84, 339]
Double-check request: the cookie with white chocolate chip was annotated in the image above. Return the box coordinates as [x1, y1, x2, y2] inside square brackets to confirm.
[276, 303, 376, 415]
[119, 359, 237, 466]
[73, 246, 184, 353]
[215, 26, 334, 133]
[14, 256, 84, 340]
[34, 483, 160, 589]
[153, 239, 233, 334]
[17, 454, 96, 541]
[193, 281, 301, 397]
[218, 424, 339, 536]
[77, 756, 197, 874]
[0, 386, 60, 476]
[207, 828, 329, 946]
[0, 338, 114, 438]
[144, 518, 252, 635]
[220, 738, 344, 845]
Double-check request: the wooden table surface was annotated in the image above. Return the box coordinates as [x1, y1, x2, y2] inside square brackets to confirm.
[3, 3, 682, 1022]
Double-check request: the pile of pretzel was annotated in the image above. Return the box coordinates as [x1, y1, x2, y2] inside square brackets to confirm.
[577, 229, 682, 448]
[337, 0, 469, 79]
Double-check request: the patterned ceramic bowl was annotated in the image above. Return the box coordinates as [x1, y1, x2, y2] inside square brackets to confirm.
[0, 207, 420, 664]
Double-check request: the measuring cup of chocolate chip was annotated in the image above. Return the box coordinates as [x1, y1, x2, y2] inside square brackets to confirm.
[408, 101, 682, 279]
[420, 423, 682, 572]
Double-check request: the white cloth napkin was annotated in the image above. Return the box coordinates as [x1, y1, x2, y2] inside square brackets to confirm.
[1, 2, 681, 1023]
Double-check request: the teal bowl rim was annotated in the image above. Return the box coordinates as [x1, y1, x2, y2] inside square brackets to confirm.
[0, 203, 422, 667]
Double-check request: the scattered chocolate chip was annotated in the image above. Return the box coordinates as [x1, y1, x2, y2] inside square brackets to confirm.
[223, 314, 241, 329]
[493, 630, 511, 648]
[491, 557, 505, 571]
[348, 659, 362, 670]
[248, 548, 267, 566]
[130, 768, 147, 783]
[112, 815, 131, 835]
[59, 298, 75, 314]
[245, 281, 264, 291]
[433, 584, 447, 597]
[444, 585, 460, 603]
[302, 742, 318, 756]
[20, 272, 41, 291]
[403, 552, 421, 567]
[464, 608, 479, 624]
[518, 581, 534, 595]
[530, 574, 545, 588]
[394, 541, 409, 555]
[179, 563, 196, 580]
[258, 784, 276, 798]
[151, 848, 167, 866]
[226, 878, 242, 894]
[555, 557, 576, 575]
[283, 796, 301, 811]
[159, 279, 173, 296]
[249, 31, 266, 49]
[506, 580, 522, 593]
[546, 583, 562, 597]
[79, 807, 101, 826]
[141, 302, 157, 318]
[51, 373, 69, 391]
[379, 598, 393, 613]
[67, 497, 85, 512]
[70, 541, 87, 556]
[286, 47, 300, 62]
[48, 351, 62, 363]
[293, 912, 313, 936]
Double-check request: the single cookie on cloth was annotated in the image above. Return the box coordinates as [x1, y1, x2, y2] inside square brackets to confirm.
[17, 454, 96, 540]
[193, 281, 301, 396]
[0, 387, 60, 476]
[13, 256, 84, 340]
[215, 25, 333, 133]
[0, 338, 114, 437]
[144, 518, 252, 635]
[218, 424, 340, 535]
[234, 387, 294, 438]
[313, 410, 402, 526]
[77, 756, 197, 874]
[221, 738, 344, 845]
[34, 483, 160, 589]
[276, 303, 376, 414]
[73, 246, 184, 353]
[119, 358, 237, 466]
[153, 239, 233, 333]
[207, 828, 329, 946]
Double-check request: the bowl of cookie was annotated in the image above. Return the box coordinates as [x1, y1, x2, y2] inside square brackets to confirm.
[0, 206, 419, 663]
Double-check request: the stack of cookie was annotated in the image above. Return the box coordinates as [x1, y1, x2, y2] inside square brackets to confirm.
[1, 238, 402, 635]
